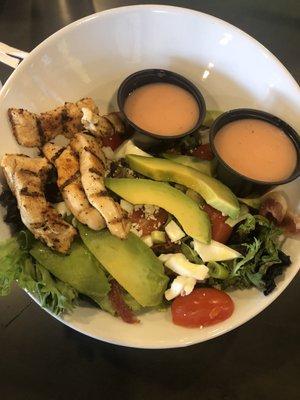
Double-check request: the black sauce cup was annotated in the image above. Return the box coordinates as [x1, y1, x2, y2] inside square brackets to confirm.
[117, 69, 206, 149]
[210, 109, 300, 197]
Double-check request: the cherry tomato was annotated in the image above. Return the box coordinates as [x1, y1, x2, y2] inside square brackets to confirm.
[101, 132, 125, 150]
[191, 144, 214, 160]
[171, 288, 234, 328]
[129, 207, 168, 236]
[203, 204, 232, 243]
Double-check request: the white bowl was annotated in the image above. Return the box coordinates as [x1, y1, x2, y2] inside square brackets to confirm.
[0, 5, 299, 348]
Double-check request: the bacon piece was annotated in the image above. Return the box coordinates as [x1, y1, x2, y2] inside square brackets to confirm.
[279, 212, 300, 235]
[108, 280, 139, 324]
[259, 192, 288, 223]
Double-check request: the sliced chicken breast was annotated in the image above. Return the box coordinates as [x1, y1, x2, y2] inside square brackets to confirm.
[103, 112, 125, 135]
[81, 107, 114, 138]
[43, 143, 105, 231]
[8, 109, 42, 148]
[80, 109, 125, 138]
[70, 133, 131, 238]
[8, 98, 98, 147]
[1, 154, 76, 253]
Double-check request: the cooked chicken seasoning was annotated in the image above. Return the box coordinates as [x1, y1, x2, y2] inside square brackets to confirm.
[70, 133, 131, 238]
[214, 119, 297, 182]
[124, 83, 199, 136]
[43, 142, 105, 231]
[1, 154, 76, 253]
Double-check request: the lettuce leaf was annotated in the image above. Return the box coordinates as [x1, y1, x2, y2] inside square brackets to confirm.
[0, 234, 78, 315]
[212, 215, 291, 295]
[0, 236, 24, 295]
[18, 259, 77, 315]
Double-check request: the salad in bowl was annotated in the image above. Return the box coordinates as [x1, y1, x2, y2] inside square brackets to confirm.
[0, 94, 298, 330]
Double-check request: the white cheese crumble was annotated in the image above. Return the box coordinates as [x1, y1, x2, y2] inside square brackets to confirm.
[165, 276, 197, 300]
[142, 235, 153, 247]
[159, 253, 209, 281]
[81, 107, 100, 133]
[143, 204, 160, 220]
[144, 204, 159, 216]
[165, 220, 185, 242]
[53, 201, 71, 217]
[130, 223, 143, 237]
[120, 199, 134, 214]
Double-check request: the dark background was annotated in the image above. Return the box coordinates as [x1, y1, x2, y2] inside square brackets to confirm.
[0, 1, 299, 399]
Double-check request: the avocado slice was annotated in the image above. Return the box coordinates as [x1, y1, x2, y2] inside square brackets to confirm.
[238, 196, 262, 209]
[30, 241, 110, 305]
[105, 178, 211, 243]
[78, 224, 169, 307]
[126, 155, 240, 219]
[162, 153, 216, 176]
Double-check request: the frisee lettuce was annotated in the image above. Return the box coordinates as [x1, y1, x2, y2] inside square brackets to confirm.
[18, 259, 77, 315]
[0, 236, 24, 296]
[0, 234, 78, 315]
[210, 215, 291, 294]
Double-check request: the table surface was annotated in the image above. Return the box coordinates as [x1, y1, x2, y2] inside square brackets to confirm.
[0, 1, 299, 399]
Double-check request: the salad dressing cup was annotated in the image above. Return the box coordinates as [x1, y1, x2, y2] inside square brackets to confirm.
[210, 109, 300, 197]
[117, 69, 206, 149]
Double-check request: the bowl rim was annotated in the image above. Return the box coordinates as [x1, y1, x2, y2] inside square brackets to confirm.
[210, 108, 300, 186]
[1, 4, 299, 103]
[0, 4, 299, 349]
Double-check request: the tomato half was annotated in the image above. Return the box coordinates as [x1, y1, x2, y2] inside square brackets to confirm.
[101, 132, 125, 150]
[191, 144, 214, 160]
[129, 207, 168, 236]
[171, 288, 234, 328]
[203, 204, 232, 243]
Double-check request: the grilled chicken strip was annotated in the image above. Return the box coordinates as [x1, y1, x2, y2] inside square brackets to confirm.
[1, 154, 76, 253]
[103, 112, 125, 135]
[43, 143, 105, 231]
[70, 133, 131, 238]
[8, 97, 98, 147]
[81, 108, 125, 137]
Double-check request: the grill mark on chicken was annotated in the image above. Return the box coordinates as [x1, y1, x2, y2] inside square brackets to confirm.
[20, 188, 43, 197]
[43, 142, 105, 231]
[18, 169, 39, 177]
[81, 130, 98, 139]
[95, 190, 109, 197]
[109, 217, 124, 225]
[103, 112, 125, 135]
[61, 108, 70, 133]
[59, 171, 80, 190]
[102, 116, 115, 134]
[51, 147, 65, 163]
[1, 154, 76, 253]
[83, 146, 105, 167]
[36, 118, 46, 145]
[8, 98, 98, 147]
[70, 133, 131, 238]
[8, 99, 125, 149]
[8, 108, 41, 147]
[88, 167, 103, 176]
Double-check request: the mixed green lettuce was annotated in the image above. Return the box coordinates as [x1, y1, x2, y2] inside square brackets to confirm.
[0, 233, 77, 314]
[209, 215, 291, 294]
